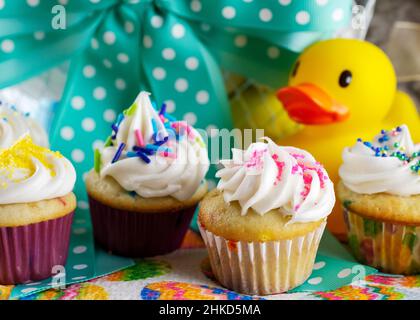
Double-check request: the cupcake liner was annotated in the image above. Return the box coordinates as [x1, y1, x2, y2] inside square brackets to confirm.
[199, 222, 326, 295]
[344, 206, 420, 275]
[88, 196, 196, 258]
[0, 212, 74, 285]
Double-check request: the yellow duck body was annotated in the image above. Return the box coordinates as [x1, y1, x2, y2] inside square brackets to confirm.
[276, 39, 420, 239]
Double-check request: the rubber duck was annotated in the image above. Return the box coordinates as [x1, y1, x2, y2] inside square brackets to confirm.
[276, 38, 420, 239]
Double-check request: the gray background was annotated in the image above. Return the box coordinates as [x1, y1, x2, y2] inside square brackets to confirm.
[366, 0, 420, 109]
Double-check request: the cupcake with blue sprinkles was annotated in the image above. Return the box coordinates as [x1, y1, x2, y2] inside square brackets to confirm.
[85, 91, 209, 257]
[338, 124, 420, 274]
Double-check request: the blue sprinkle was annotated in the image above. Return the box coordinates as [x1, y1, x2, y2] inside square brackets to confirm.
[364, 141, 372, 147]
[396, 126, 402, 132]
[381, 130, 386, 134]
[133, 146, 154, 155]
[159, 103, 167, 116]
[357, 138, 362, 142]
[112, 143, 125, 163]
[137, 151, 151, 163]
[116, 113, 124, 126]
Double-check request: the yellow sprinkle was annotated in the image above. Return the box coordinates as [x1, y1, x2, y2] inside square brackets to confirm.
[0, 134, 62, 177]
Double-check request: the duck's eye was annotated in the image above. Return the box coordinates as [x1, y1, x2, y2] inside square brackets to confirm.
[339, 70, 352, 88]
[291, 61, 300, 77]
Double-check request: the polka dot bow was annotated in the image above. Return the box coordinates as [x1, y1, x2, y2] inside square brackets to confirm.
[0, 0, 352, 214]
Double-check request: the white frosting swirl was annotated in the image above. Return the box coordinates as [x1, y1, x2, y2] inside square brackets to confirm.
[99, 92, 209, 201]
[0, 105, 49, 149]
[0, 135, 76, 204]
[216, 138, 335, 223]
[339, 124, 420, 196]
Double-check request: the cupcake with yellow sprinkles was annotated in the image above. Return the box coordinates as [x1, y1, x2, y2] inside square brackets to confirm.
[0, 135, 76, 285]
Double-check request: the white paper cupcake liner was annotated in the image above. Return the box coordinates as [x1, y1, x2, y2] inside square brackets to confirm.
[199, 222, 326, 295]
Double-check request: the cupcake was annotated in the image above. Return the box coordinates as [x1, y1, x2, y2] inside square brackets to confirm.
[338, 124, 420, 275]
[198, 138, 335, 295]
[0, 103, 49, 148]
[0, 135, 76, 285]
[86, 91, 209, 257]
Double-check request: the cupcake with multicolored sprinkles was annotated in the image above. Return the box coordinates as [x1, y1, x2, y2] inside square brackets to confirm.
[338, 124, 420, 274]
[86, 91, 209, 257]
[0, 134, 76, 285]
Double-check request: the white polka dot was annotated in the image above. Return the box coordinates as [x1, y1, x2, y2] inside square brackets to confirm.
[72, 276, 86, 281]
[196, 90, 209, 104]
[279, 0, 291, 5]
[259, 8, 273, 22]
[82, 118, 96, 132]
[234, 35, 247, 47]
[313, 261, 326, 270]
[153, 67, 166, 80]
[296, 11, 310, 25]
[26, 0, 39, 7]
[316, 0, 328, 6]
[73, 264, 88, 270]
[90, 0, 101, 3]
[337, 268, 352, 278]
[73, 246, 87, 254]
[71, 149, 85, 163]
[71, 96, 85, 110]
[151, 15, 163, 28]
[190, 0, 201, 12]
[58, 0, 68, 4]
[103, 59, 112, 68]
[93, 87, 106, 100]
[124, 21, 134, 33]
[60, 126, 74, 141]
[77, 200, 89, 209]
[183, 112, 197, 125]
[83, 65, 96, 78]
[201, 23, 211, 32]
[75, 219, 86, 224]
[34, 31, 45, 40]
[115, 78, 126, 90]
[267, 46, 280, 59]
[73, 228, 87, 235]
[103, 31, 116, 45]
[332, 8, 344, 22]
[222, 6, 236, 19]
[91, 38, 99, 49]
[82, 172, 89, 181]
[1, 39, 14, 53]
[162, 48, 176, 60]
[308, 277, 322, 285]
[143, 35, 153, 48]
[103, 109, 116, 122]
[175, 78, 188, 92]
[206, 125, 219, 137]
[21, 288, 38, 294]
[117, 53, 129, 63]
[92, 139, 104, 151]
[171, 24, 185, 39]
[185, 57, 199, 70]
[243, 0, 253, 3]
[0, 0, 5, 9]
[165, 100, 176, 113]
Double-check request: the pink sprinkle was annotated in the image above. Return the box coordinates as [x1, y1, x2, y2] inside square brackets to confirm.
[160, 152, 176, 159]
[291, 153, 305, 159]
[159, 114, 165, 122]
[245, 148, 267, 169]
[271, 154, 285, 185]
[134, 129, 144, 147]
[172, 121, 195, 139]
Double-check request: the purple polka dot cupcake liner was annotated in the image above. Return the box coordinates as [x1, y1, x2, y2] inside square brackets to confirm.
[88, 196, 196, 258]
[0, 212, 74, 285]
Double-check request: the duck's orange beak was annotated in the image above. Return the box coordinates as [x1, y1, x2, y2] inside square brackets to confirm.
[276, 83, 349, 125]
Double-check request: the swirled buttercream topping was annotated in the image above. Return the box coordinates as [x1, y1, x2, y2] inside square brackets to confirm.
[0, 135, 76, 204]
[339, 124, 420, 196]
[0, 104, 49, 149]
[97, 91, 209, 201]
[216, 138, 335, 223]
